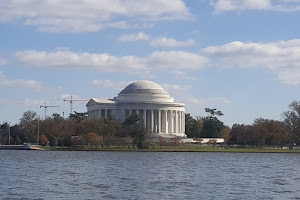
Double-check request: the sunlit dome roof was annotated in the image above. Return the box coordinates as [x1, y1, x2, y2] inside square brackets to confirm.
[116, 80, 173, 103]
[119, 80, 169, 95]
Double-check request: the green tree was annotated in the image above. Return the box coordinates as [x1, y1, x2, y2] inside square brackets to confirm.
[283, 100, 300, 148]
[122, 115, 147, 149]
[185, 114, 202, 138]
[52, 113, 64, 121]
[69, 111, 88, 122]
[201, 117, 224, 138]
[200, 108, 225, 138]
[205, 108, 224, 118]
[0, 123, 10, 144]
[49, 135, 58, 147]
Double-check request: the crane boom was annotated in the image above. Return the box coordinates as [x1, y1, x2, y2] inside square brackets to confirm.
[40, 102, 60, 120]
[63, 96, 88, 114]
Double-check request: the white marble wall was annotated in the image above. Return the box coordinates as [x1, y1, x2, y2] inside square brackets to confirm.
[88, 106, 186, 137]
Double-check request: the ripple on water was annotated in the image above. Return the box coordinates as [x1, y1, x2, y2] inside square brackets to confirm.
[0, 151, 300, 199]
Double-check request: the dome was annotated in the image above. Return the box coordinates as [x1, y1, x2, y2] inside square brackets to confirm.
[116, 80, 174, 103]
[119, 80, 168, 95]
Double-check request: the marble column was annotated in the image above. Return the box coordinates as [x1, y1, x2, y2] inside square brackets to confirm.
[105, 109, 107, 118]
[175, 110, 178, 134]
[182, 111, 185, 134]
[165, 110, 168, 133]
[137, 109, 140, 123]
[167, 110, 170, 134]
[143, 109, 147, 129]
[158, 110, 161, 133]
[151, 109, 154, 133]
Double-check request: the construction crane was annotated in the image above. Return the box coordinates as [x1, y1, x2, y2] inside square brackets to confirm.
[40, 102, 60, 120]
[63, 96, 89, 115]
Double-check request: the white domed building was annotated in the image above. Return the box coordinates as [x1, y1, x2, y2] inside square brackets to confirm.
[86, 80, 186, 137]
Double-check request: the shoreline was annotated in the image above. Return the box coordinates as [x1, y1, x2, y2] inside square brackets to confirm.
[37, 146, 300, 153]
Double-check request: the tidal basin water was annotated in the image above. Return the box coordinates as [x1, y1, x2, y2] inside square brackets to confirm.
[0, 151, 300, 200]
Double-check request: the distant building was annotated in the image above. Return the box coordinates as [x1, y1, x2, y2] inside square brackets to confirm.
[86, 80, 186, 137]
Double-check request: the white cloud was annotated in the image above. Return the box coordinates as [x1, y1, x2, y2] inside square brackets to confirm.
[160, 84, 192, 95]
[170, 70, 200, 81]
[202, 39, 300, 86]
[184, 97, 231, 105]
[148, 51, 207, 69]
[211, 0, 300, 13]
[0, 0, 191, 32]
[0, 71, 42, 90]
[150, 37, 195, 47]
[60, 94, 89, 101]
[91, 80, 134, 91]
[16, 49, 207, 72]
[118, 32, 150, 42]
[0, 57, 6, 65]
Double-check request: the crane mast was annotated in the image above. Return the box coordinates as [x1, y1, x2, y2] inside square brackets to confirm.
[63, 96, 88, 115]
[40, 102, 60, 120]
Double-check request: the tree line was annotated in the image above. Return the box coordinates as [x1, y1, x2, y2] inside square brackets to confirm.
[1, 100, 300, 149]
[0, 111, 147, 149]
[185, 101, 300, 148]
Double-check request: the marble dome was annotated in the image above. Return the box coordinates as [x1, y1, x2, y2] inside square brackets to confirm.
[116, 81, 173, 103]
[119, 80, 169, 95]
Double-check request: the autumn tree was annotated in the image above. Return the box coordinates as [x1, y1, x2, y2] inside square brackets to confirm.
[39, 134, 48, 146]
[252, 118, 290, 147]
[230, 124, 251, 146]
[221, 126, 231, 142]
[82, 132, 102, 147]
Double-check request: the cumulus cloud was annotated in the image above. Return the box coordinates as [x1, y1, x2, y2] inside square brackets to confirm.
[202, 39, 300, 86]
[0, 71, 42, 90]
[16, 50, 207, 72]
[0, 0, 191, 32]
[150, 37, 195, 47]
[118, 32, 150, 42]
[91, 80, 134, 91]
[160, 84, 192, 95]
[211, 0, 300, 13]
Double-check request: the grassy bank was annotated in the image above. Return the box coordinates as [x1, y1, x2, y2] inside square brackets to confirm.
[40, 145, 300, 153]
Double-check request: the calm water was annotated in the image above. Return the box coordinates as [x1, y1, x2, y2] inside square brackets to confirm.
[0, 151, 299, 200]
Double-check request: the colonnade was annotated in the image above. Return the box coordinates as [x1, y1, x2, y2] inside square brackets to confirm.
[88, 108, 185, 135]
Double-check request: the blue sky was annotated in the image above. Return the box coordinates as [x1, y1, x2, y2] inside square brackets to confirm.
[1, 0, 300, 126]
